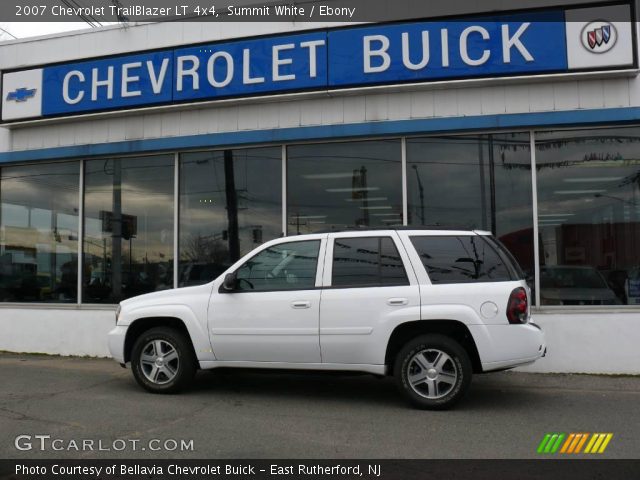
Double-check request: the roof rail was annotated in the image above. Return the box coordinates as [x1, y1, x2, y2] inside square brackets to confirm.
[313, 225, 481, 234]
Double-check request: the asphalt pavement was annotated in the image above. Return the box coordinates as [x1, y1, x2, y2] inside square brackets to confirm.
[1, 353, 639, 459]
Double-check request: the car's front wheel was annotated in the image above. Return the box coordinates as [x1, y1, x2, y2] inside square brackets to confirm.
[394, 334, 472, 409]
[131, 327, 196, 394]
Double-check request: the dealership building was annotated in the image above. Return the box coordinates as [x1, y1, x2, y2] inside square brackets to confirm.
[0, 1, 639, 373]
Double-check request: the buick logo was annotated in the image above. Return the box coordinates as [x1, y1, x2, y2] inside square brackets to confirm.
[581, 21, 617, 54]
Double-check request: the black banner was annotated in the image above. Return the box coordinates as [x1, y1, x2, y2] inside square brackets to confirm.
[2, 460, 640, 480]
[3, 0, 637, 23]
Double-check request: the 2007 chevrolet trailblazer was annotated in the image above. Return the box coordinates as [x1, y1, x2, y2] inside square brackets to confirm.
[108, 229, 546, 409]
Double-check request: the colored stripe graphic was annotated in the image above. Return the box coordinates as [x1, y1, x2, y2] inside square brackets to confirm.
[539, 433, 613, 454]
[574, 433, 589, 453]
[585, 434, 614, 454]
[537, 433, 565, 454]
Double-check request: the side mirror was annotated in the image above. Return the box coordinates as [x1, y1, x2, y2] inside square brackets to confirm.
[222, 272, 238, 292]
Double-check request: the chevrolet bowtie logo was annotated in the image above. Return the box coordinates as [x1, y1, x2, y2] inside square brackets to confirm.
[6, 87, 37, 102]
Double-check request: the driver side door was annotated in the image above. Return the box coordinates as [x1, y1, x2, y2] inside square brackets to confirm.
[208, 236, 326, 363]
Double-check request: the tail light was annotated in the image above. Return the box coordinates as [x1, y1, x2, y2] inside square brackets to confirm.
[507, 287, 528, 324]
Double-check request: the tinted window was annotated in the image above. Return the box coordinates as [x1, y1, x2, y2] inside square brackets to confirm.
[332, 237, 409, 287]
[235, 240, 320, 291]
[411, 235, 513, 284]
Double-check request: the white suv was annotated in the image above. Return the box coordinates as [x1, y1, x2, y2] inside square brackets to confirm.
[108, 229, 545, 409]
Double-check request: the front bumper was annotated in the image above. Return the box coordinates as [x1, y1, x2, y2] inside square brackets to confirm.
[107, 325, 128, 364]
[469, 322, 546, 372]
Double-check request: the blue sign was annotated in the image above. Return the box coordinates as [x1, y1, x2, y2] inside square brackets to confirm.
[43, 51, 174, 115]
[173, 32, 328, 102]
[6, 6, 619, 121]
[328, 11, 566, 87]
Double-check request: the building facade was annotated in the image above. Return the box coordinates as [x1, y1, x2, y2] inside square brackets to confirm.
[1, 2, 640, 373]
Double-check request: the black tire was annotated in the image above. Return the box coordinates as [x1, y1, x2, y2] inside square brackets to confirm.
[131, 327, 197, 394]
[394, 334, 472, 410]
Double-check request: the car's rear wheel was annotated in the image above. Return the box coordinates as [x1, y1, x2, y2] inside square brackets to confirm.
[394, 334, 472, 409]
[131, 327, 196, 394]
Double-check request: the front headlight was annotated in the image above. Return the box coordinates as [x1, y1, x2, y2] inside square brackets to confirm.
[115, 305, 122, 324]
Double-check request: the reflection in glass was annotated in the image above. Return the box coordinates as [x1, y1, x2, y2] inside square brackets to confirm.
[410, 235, 512, 284]
[0, 162, 79, 302]
[536, 128, 640, 306]
[332, 237, 408, 287]
[83, 156, 174, 303]
[406, 134, 534, 287]
[236, 240, 320, 291]
[179, 147, 282, 287]
[287, 140, 402, 233]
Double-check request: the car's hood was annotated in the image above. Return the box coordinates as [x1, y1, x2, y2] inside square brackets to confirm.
[541, 288, 617, 301]
[120, 283, 213, 310]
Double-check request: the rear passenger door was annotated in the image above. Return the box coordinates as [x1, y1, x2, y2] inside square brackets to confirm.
[319, 232, 421, 366]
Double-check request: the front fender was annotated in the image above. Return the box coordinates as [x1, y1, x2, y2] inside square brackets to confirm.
[124, 305, 215, 362]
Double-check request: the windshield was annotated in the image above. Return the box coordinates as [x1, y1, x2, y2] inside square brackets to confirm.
[541, 267, 608, 289]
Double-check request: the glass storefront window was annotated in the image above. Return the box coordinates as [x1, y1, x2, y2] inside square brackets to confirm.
[287, 140, 402, 233]
[83, 155, 174, 303]
[406, 133, 535, 287]
[0, 162, 79, 302]
[535, 128, 640, 306]
[179, 147, 282, 287]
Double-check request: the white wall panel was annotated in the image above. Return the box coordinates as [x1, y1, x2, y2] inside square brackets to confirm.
[74, 121, 94, 146]
[178, 111, 200, 137]
[603, 78, 630, 108]
[10, 129, 29, 151]
[529, 84, 555, 112]
[434, 90, 459, 117]
[578, 80, 605, 109]
[58, 125, 76, 147]
[552, 81, 580, 111]
[343, 97, 366, 124]
[300, 99, 323, 126]
[90, 119, 110, 144]
[160, 112, 180, 137]
[217, 106, 239, 132]
[124, 117, 144, 140]
[321, 98, 344, 124]
[107, 118, 127, 142]
[480, 86, 506, 115]
[410, 91, 435, 119]
[387, 92, 412, 120]
[365, 95, 389, 121]
[258, 105, 280, 129]
[519, 311, 640, 374]
[238, 104, 260, 130]
[504, 84, 532, 114]
[278, 102, 302, 129]
[0, 308, 114, 357]
[142, 114, 162, 139]
[457, 88, 483, 116]
[0, 307, 638, 374]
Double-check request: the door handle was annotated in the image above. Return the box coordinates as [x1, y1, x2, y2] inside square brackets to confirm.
[291, 301, 311, 309]
[387, 298, 408, 306]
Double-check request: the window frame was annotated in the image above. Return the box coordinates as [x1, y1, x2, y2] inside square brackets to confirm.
[223, 237, 326, 293]
[323, 232, 414, 289]
[408, 233, 516, 285]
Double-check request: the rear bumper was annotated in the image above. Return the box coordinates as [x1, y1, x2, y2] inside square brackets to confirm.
[469, 322, 546, 372]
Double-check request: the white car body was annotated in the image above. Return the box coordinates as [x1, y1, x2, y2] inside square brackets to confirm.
[108, 230, 546, 376]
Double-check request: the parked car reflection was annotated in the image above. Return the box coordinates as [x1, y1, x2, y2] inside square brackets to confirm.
[540, 265, 622, 306]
